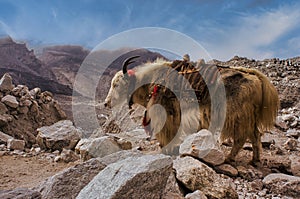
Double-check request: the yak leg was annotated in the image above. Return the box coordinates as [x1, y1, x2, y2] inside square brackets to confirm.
[249, 127, 262, 166]
[225, 133, 247, 164]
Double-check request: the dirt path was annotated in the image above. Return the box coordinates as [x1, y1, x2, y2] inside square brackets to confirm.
[0, 154, 77, 190]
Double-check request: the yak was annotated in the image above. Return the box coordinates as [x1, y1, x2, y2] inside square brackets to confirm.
[104, 55, 279, 165]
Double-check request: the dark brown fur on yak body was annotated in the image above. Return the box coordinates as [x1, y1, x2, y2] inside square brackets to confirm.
[140, 60, 279, 164]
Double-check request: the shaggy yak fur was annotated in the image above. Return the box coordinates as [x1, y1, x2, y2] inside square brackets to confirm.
[104, 56, 279, 164]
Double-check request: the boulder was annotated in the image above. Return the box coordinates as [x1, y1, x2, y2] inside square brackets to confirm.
[283, 138, 298, 151]
[263, 173, 300, 197]
[1, 95, 19, 108]
[162, 172, 184, 199]
[7, 138, 25, 151]
[0, 131, 13, 144]
[215, 164, 238, 177]
[200, 148, 225, 166]
[173, 156, 238, 199]
[0, 188, 41, 199]
[185, 190, 207, 199]
[37, 149, 142, 199]
[179, 129, 216, 158]
[0, 102, 8, 114]
[36, 120, 81, 151]
[11, 85, 30, 97]
[75, 136, 122, 161]
[106, 129, 150, 148]
[77, 154, 173, 199]
[0, 114, 12, 127]
[37, 158, 106, 199]
[290, 155, 300, 177]
[236, 165, 263, 181]
[0, 73, 14, 92]
[54, 148, 79, 163]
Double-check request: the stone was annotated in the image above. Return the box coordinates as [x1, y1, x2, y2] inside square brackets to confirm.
[261, 134, 275, 148]
[7, 138, 25, 151]
[56, 148, 79, 163]
[201, 148, 225, 166]
[283, 138, 298, 151]
[106, 129, 150, 148]
[0, 114, 12, 127]
[29, 87, 41, 98]
[77, 154, 173, 199]
[0, 73, 14, 92]
[290, 155, 300, 177]
[275, 116, 288, 130]
[215, 164, 238, 177]
[17, 106, 29, 114]
[1, 95, 19, 108]
[261, 154, 291, 174]
[37, 158, 106, 199]
[236, 165, 263, 181]
[11, 85, 29, 97]
[0, 188, 41, 199]
[263, 173, 300, 197]
[162, 172, 184, 198]
[185, 190, 207, 199]
[286, 129, 299, 139]
[179, 129, 216, 158]
[36, 120, 81, 151]
[75, 136, 122, 161]
[0, 102, 8, 114]
[173, 156, 238, 199]
[97, 150, 143, 166]
[0, 131, 13, 144]
[20, 98, 32, 107]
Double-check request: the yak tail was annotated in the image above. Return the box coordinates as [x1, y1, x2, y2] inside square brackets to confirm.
[235, 67, 280, 131]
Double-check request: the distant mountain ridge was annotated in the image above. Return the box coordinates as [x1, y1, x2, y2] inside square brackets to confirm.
[0, 37, 72, 95]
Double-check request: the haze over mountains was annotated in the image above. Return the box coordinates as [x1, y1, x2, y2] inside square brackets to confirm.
[0, 37, 165, 98]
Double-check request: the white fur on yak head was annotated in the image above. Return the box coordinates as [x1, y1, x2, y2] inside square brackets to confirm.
[104, 56, 139, 108]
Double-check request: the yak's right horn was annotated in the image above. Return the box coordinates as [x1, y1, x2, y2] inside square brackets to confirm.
[122, 55, 140, 75]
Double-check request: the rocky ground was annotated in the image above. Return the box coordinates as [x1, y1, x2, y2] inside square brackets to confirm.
[0, 55, 299, 198]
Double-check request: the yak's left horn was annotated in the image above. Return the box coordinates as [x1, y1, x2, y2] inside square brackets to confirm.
[122, 55, 140, 75]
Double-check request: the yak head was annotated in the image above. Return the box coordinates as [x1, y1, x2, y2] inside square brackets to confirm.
[104, 56, 139, 108]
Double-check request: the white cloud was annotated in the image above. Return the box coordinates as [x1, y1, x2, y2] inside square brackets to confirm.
[202, 3, 300, 60]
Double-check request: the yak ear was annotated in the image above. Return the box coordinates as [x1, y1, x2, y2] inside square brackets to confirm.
[122, 55, 140, 75]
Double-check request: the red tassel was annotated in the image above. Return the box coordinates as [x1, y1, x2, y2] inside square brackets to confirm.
[153, 85, 158, 95]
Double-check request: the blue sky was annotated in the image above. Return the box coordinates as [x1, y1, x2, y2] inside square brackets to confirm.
[0, 0, 300, 60]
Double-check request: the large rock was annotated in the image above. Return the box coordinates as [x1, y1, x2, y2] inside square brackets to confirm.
[215, 164, 238, 177]
[0, 188, 41, 199]
[179, 129, 216, 159]
[75, 136, 122, 161]
[0, 73, 14, 92]
[290, 155, 300, 177]
[263, 173, 300, 197]
[77, 154, 173, 199]
[1, 95, 19, 108]
[37, 158, 106, 199]
[37, 150, 142, 199]
[201, 148, 225, 166]
[0, 114, 12, 127]
[0, 131, 13, 144]
[173, 156, 238, 199]
[7, 138, 25, 151]
[185, 190, 207, 199]
[0, 102, 8, 114]
[162, 172, 184, 199]
[36, 120, 81, 151]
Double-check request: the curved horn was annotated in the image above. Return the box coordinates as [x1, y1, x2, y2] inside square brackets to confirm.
[122, 55, 140, 74]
